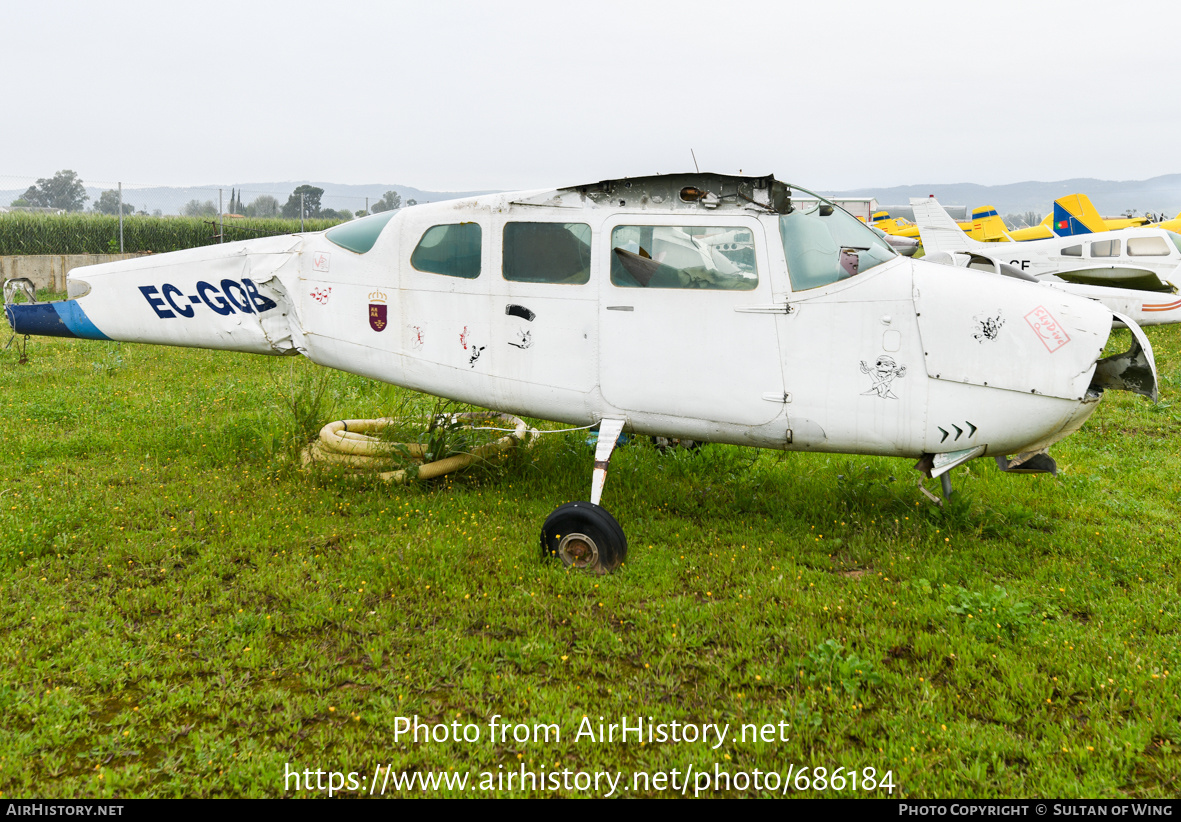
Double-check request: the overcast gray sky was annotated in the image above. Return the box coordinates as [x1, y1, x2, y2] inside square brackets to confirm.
[6, 0, 1176, 192]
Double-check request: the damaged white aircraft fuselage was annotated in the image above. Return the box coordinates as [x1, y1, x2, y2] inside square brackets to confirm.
[4, 173, 1159, 571]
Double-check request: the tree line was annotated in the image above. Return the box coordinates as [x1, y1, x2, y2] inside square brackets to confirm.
[9, 170, 413, 221]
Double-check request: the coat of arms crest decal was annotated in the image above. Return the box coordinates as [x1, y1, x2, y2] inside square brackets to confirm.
[369, 290, 387, 332]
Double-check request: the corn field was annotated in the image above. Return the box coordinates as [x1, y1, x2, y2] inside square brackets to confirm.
[0, 212, 344, 256]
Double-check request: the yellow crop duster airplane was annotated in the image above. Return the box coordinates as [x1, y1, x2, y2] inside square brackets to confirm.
[880, 195, 1161, 247]
[972, 194, 1157, 243]
[873, 207, 1022, 242]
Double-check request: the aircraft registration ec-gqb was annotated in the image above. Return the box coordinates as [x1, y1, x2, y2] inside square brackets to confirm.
[2, 173, 1160, 573]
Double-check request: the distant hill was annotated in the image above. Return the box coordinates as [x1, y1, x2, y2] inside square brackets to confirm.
[6, 175, 1180, 220]
[822, 174, 1181, 220]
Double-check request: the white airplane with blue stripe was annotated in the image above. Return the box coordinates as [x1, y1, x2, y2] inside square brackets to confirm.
[4, 174, 1159, 573]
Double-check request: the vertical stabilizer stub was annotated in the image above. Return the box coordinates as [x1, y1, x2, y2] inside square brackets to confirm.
[5, 300, 111, 340]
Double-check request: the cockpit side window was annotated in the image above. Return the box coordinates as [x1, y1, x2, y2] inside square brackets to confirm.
[778, 203, 894, 291]
[411, 223, 482, 279]
[609, 225, 758, 289]
[1061, 244, 1082, 257]
[502, 222, 591, 284]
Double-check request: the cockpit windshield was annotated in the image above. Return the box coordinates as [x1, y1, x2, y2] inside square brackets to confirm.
[778, 189, 896, 291]
[325, 210, 397, 254]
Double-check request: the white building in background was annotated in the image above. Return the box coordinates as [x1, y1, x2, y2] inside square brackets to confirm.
[796, 196, 878, 221]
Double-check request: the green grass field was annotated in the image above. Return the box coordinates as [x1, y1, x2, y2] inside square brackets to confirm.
[1, 323, 1178, 798]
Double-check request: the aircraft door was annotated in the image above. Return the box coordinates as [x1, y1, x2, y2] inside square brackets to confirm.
[598, 216, 786, 428]
[775, 293, 926, 456]
[488, 219, 599, 414]
[772, 206, 927, 456]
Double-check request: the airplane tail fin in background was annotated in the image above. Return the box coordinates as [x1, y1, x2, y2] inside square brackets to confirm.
[911, 196, 990, 255]
[966, 206, 1013, 242]
[1052, 193, 1105, 236]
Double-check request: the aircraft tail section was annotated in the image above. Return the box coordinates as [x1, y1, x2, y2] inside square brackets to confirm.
[1052, 193, 1105, 236]
[4, 235, 306, 356]
[966, 206, 1013, 242]
[911, 196, 990, 254]
[5, 298, 113, 341]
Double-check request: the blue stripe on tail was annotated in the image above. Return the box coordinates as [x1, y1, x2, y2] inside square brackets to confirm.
[4, 301, 111, 340]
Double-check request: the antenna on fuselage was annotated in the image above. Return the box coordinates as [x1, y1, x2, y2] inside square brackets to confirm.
[691, 149, 700, 173]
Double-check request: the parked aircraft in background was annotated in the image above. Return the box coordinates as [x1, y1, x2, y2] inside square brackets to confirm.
[871, 211, 923, 239]
[1048, 194, 1150, 237]
[868, 224, 919, 256]
[3, 174, 1158, 573]
[872, 207, 1014, 243]
[979, 194, 1159, 243]
[963, 206, 1017, 241]
[1148, 212, 1181, 233]
[913, 196, 1181, 326]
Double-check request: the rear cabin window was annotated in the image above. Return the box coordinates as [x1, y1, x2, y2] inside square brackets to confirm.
[1090, 239, 1120, 258]
[610, 225, 758, 289]
[410, 223, 482, 279]
[1127, 236, 1172, 256]
[1061, 244, 1082, 257]
[502, 223, 591, 284]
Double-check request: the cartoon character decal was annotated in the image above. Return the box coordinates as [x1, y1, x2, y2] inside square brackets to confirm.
[506, 304, 536, 350]
[460, 325, 485, 367]
[860, 355, 907, 399]
[973, 311, 1004, 343]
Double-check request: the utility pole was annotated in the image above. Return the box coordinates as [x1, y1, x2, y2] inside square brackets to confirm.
[219, 189, 224, 243]
[118, 182, 124, 253]
[365, 196, 368, 216]
[300, 193, 305, 232]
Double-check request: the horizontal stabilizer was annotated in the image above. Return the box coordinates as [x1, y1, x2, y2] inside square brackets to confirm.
[911, 197, 988, 254]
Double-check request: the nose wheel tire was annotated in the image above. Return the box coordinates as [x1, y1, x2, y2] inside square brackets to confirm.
[540, 502, 627, 575]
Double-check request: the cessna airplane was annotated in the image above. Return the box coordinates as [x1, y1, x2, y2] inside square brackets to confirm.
[913, 196, 1181, 326]
[3, 174, 1159, 573]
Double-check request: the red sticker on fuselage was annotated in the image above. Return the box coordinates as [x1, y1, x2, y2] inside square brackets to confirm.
[1024, 305, 1070, 353]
